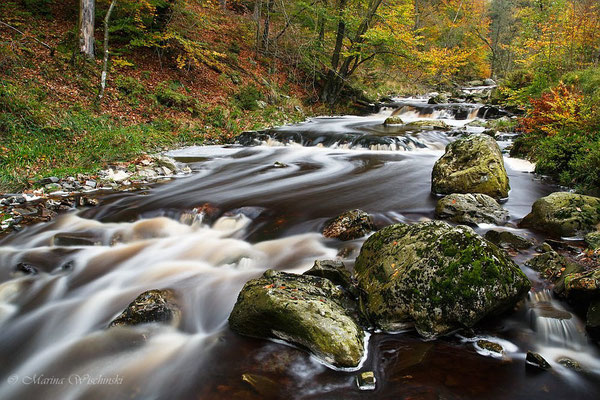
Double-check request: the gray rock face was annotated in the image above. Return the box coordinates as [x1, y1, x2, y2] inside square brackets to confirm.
[354, 221, 530, 338]
[303, 260, 354, 292]
[431, 134, 510, 200]
[229, 270, 365, 368]
[322, 209, 375, 241]
[109, 289, 180, 328]
[520, 192, 600, 237]
[435, 193, 509, 225]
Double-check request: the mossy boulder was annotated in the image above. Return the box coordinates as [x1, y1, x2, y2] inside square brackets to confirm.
[564, 268, 600, 297]
[585, 231, 600, 250]
[431, 134, 510, 200]
[525, 247, 583, 295]
[520, 192, 600, 237]
[228, 270, 365, 368]
[435, 193, 509, 225]
[383, 116, 404, 125]
[354, 221, 530, 338]
[484, 230, 534, 251]
[109, 289, 180, 328]
[322, 209, 375, 241]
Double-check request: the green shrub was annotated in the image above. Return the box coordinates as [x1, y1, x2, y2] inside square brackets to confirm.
[154, 81, 198, 111]
[22, 0, 51, 15]
[234, 84, 263, 111]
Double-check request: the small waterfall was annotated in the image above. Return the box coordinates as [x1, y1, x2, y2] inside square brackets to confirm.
[528, 289, 587, 350]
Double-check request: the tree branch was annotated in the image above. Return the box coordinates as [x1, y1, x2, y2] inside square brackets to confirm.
[0, 20, 55, 56]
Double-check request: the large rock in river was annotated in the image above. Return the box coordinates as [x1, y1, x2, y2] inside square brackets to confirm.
[109, 289, 180, 328]
[435, 193, 509, 225]
[520, 192, 600, 237]
[229, 269, 365, 368]
[322, 209, 375, 241]
[354, 221, 530, 338]
[431, 134, 510, 200]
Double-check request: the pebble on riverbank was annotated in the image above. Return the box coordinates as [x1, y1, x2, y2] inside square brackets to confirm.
[0, 155, 191, 236]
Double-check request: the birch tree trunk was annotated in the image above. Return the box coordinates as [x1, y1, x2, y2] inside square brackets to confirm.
[98, 0, 117, 102]
[79, 0, 95, 59]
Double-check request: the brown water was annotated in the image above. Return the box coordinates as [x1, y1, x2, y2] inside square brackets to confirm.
[1, 98, 599, 399]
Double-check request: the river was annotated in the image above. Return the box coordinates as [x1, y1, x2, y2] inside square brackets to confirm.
[0, 96, 599, 399]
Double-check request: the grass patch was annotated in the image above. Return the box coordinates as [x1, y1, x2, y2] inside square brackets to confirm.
[0, 79, 205, 191]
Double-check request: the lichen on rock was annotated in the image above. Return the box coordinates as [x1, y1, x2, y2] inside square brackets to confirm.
[354, 220, 530, 338]
[228, 270, 365, 368]
[431, 134, 510, 200]
[520, 192, 600, 237]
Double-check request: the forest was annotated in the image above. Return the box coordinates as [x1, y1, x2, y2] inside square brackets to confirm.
[0, 0, 598, 192]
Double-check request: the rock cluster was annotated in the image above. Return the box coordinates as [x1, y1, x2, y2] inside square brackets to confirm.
[1, 155, 189, 236]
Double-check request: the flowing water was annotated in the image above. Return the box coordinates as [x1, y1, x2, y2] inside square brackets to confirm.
[1, 96, 599, 399]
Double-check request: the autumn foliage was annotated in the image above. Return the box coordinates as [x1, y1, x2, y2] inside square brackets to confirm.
[520, 84, 586, 137]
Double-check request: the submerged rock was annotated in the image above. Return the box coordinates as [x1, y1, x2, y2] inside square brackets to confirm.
[383, 116, 404, 125]
[53, 232, 102, 247]
[14, 262, 38, 275]
[526, 351, 551, 370]
[435, 193, 509, 225]
[109, 289, 180, 328]
[484, 230, 534, 251]
[586, 299, 600, 341]
[520, 192, 600, 237]
[557, 357, 583, 371]
[354, 221, 530, 338]
[322, 209, 375, 241]
[229, 270, 365, 368]
[431, 134, 510, 200]
[241, 373, 279, 397]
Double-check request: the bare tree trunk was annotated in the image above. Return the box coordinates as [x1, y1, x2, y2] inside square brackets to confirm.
[254, 0, 262, 56]
[79, 0, 95, 58]
[98, 0, 116, 103]
[262, 0, 272, 52]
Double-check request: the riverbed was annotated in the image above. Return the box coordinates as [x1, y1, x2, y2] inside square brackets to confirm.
[1, 98, 599, 399]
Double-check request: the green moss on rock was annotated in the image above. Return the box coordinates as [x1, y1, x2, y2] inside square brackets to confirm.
[229, 270, 365, 368]
[431, 134, 510, 200]
[520, 192, 600, 237]
[354, 221, 530, 338]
